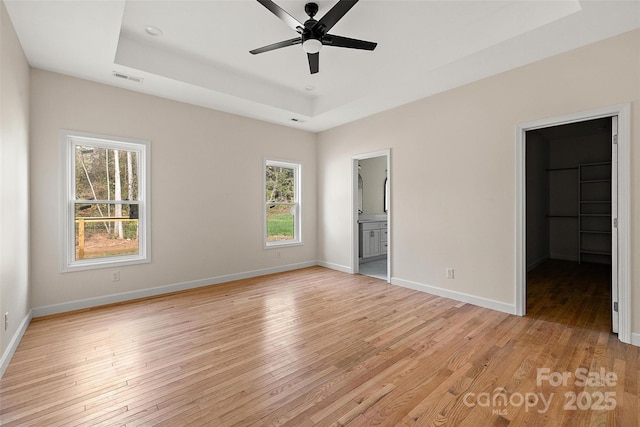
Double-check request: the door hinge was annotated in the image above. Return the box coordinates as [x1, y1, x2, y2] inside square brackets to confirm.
[613, 302, 618, 312]
[613, 135, 618, 144]
[613, 218, 618, 228]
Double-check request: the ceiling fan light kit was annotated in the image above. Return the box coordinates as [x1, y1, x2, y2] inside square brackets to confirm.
[250, 0, 377, 74]
[302, 38, 322, 54]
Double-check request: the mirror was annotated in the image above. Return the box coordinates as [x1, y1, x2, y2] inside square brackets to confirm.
[358, 173, 363, 214]
[359, 157, 387, 215]
[384, 175, 389, 213]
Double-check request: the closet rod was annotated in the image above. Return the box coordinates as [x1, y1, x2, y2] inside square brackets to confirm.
[546, 166, 578, 171]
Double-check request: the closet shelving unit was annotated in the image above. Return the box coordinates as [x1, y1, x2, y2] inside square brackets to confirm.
[546, 165, 578, 263]
[578, 162, 612, 264]
[546, 161, 612, 264]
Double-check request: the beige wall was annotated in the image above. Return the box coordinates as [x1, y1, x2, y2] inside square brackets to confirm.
[0, 0, 30, 364]
[317, 30, 639, 330]
[29, 70, 317, 309]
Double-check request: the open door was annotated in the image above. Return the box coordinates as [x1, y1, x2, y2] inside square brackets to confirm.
[611, 116, 619, 333]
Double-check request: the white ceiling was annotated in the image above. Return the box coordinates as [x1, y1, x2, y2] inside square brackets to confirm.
[5, 1, 640, 132]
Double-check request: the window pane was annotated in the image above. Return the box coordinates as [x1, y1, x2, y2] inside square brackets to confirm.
[74, 203, 139, 260]
[264, 160, 300, 247]
[266, 204, 294, 242]
[75, 146, 138, 201]
[266, 166, 295, 203]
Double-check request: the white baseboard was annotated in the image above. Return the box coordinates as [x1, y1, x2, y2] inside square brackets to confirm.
[391, 277, 517, 315]
[32, 261, 317, 318]
[316, 260, 352, 274]
[0, 309, 32, 378]
[631, 333, 640, 347]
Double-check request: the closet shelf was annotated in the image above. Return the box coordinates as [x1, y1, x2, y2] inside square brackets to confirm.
[582, 161, 611, 167]
[580, 179, 611, 183]
[546, 166, 578, 171]
[580, 249, 612, 256]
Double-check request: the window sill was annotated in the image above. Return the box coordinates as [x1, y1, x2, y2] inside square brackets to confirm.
[264, 241, 303, 249]
[62, 255, 150, 273]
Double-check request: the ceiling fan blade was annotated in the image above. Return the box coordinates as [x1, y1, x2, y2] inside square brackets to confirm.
[250, 37, 301, 55]
[256, 0, 304, 33]
[322, 34, 376, 51]
[308, 52, 319, 74]
[316, 0, 358, 34]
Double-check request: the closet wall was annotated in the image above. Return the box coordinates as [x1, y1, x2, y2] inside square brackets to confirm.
[526, 132, 550, 269]
[526, 118, 612, 269]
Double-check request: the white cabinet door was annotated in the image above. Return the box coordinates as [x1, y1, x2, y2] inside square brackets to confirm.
[362, 229, 381, 258]
[380, 228, 388, 255]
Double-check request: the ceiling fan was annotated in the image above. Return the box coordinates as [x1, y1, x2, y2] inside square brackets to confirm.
[250, 0, 377, 74]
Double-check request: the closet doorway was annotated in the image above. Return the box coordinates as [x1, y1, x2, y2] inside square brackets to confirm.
[516, 104, 631, 344]
[526, 117, 614, 330]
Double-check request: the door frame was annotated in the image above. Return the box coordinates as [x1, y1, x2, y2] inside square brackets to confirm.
[515, 104, 631, 344]
[352, 149, 391, 282]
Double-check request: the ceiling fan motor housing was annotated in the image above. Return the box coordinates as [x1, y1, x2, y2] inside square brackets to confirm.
[305, 2, 319, 18]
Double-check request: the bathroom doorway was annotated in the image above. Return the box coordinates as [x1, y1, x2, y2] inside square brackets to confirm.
[352, 150, 390, 282]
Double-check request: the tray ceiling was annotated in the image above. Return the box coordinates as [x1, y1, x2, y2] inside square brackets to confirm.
[5, 1, 640, 132]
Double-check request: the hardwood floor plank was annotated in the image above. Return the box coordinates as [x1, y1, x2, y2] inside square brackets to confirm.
[1, 264, 637, 426]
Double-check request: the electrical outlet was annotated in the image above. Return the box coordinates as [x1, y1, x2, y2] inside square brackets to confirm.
[112, 271, 120, 282]
[446, 268, 454, 279]
[4, 312, 8, 331]
[276, 251, 281, 258]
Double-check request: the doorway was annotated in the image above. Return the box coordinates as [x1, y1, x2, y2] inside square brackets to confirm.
[352, 150, 390, 282]
[525, 118, 613, 331]
[516, 104, 631, 344]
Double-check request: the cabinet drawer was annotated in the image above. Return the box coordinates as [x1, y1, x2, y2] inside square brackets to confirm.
[362, 222, 381, 230]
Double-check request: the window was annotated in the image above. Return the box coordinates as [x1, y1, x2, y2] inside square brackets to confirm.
[61, 130, 150, 271]
[265, 160, 301, 247]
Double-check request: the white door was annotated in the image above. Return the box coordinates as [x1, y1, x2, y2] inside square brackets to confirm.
[611, 116, 619, 333]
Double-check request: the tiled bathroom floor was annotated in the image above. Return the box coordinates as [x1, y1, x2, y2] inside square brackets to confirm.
[359, 258, 387, 281]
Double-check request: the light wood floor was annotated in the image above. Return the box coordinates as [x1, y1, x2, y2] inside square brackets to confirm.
[1, 266, 638, 426]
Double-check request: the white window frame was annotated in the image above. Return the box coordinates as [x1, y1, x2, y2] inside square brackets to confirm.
[60, 130, 151, 272]
[264, 159, 302, 248]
